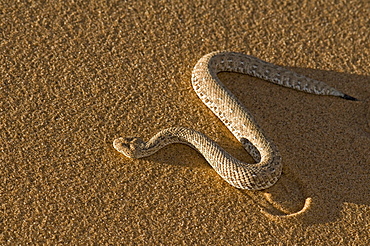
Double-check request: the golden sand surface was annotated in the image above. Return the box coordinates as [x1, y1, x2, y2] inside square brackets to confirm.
[1, 0, 369, 244]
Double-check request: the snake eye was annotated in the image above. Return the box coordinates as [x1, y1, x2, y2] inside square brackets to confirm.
[240, 138, 248, 144]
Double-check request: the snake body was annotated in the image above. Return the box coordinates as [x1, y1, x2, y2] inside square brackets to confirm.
[113, 51, 356, 190]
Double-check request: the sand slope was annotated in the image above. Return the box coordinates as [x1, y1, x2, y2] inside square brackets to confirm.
[1, 1, 369, 244]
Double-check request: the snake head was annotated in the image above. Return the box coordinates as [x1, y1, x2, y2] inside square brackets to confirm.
[113, 137, 145, 158]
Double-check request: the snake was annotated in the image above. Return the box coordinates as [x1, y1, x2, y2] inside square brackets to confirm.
[113, 51, 357, 190]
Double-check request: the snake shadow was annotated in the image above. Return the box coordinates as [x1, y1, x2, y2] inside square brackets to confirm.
[219, 68, 370, 224]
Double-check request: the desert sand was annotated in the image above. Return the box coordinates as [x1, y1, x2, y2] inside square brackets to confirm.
[1, 0, 369, 244]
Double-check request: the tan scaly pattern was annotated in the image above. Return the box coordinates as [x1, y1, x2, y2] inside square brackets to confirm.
[113, 51, 356, 190]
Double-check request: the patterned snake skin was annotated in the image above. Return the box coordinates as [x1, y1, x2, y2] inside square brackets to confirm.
[113, 51, 357, 190]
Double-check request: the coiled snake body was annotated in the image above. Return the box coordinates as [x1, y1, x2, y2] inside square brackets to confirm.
[113, 51, 356, 190]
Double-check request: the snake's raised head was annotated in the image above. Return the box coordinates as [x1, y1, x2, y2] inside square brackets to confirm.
[113, 137, 145, 158]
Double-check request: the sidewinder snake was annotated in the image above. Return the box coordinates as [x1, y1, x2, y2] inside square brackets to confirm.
[113, 51, 357, 190]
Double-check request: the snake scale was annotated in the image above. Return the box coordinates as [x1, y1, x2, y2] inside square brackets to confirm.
[113, 51, 357, 190]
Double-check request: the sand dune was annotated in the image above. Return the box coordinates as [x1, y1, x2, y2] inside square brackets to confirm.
[1, 1, 369, 244]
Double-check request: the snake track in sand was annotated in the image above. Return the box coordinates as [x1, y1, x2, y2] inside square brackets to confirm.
[113, 51, 357, 190]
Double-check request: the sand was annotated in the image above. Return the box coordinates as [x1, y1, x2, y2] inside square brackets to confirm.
[1, 0, 369, 244]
